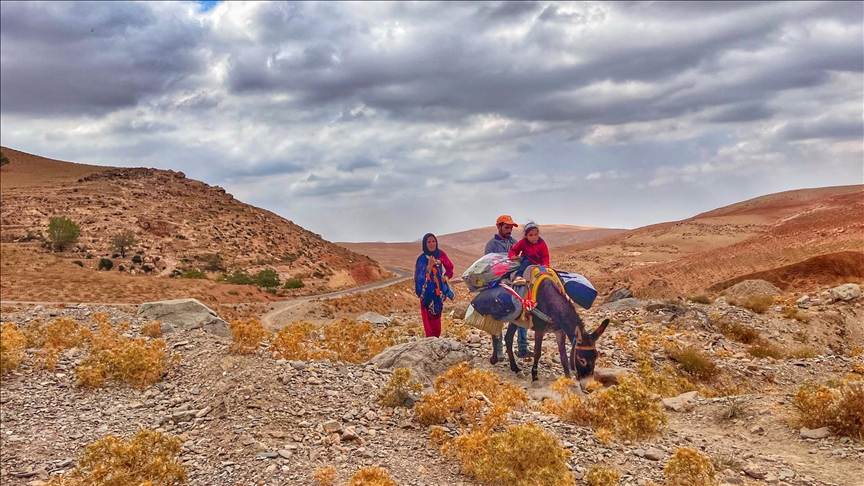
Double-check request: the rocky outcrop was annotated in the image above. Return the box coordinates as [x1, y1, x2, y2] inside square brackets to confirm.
[368, 338, 471, 384]
[137, 298, 230, 338]
[830, 283, 861, 301]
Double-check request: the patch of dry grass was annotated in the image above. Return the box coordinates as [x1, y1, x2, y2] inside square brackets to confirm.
[584, 464, 621, 486]
[718, 320, 760, 344]
[747, 340, 785, 359]
[782, 306, 811, 323]
[346, 466, 396, 486]
[228, 317, 268, 354]
[140, 321, 163, 338]
[663, 447, 716, 486]
[46, 429, 186, 486]
[793, 382, 864, 441]
[269, 318, 405, 364]
[728, 294, 774, 314]
[378, 367, 422, 408]
[22, 317, 90, 370]
[313, 466, 337, 486]
[0, 322, 27, 375]
[665, 345, 718, 382]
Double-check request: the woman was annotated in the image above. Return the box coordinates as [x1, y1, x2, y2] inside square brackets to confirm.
[414, 233, 455, 338]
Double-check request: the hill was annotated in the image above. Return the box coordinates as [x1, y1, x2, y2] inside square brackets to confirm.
[337, 242, 479, 277]
[0, 147, 390, 303]
[553, 185, 864, 297]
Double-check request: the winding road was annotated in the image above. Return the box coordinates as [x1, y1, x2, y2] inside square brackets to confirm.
[0, 268, 414, 330]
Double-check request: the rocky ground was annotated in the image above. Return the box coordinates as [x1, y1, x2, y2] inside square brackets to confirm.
[1, 282, 862, 486]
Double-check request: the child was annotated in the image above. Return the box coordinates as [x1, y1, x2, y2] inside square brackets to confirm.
[508, 221, 550, 268]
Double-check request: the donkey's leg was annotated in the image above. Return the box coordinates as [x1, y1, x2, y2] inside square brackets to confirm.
[555, 330, 571, 378]
[531, 330, 544, 381]
[504, 324, 520, 374]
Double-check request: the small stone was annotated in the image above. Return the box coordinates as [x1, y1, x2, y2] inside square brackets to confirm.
[341, 426, 359, 441]
[290, 361, 307, 370]
[800, 427, 832, 439]
[634, 448, 646, 458]
[644, 448, 663, 461]
[365, 410, 378, 421]
[750, 425, 764, 435]
[278, 449, 291, 459]
[322, 420, 342, 434]
[256, 451, 278, 459]
[744, 464, 766, 480]
[778, 469, 795, 481]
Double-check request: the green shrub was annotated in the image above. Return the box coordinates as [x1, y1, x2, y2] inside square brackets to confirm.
[98, 258, 113, 271]
[48, 216, 81, 251]
[227, 270, 254, 285]
[283, 277, 305, 289]
[131, 255, 143, 264]
[72, 260, 84, 267]
[202, 254, 225, 272]
[180, 269, 207, 279]
[110, 230, 137, 258]
[254, 269, 280, 288]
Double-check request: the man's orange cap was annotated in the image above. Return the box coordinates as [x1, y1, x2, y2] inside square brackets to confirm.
[496, 215, 518, 227]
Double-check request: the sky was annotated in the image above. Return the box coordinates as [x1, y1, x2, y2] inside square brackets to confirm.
[1, 1, 862, 242]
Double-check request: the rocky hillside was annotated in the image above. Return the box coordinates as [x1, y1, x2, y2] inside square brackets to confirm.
[554, 186, 864, 298]
[0, 147, 390, 302]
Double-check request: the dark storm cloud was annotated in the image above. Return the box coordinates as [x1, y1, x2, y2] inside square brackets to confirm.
[1, 1, 861, 241]
[0, 2, 206, 116]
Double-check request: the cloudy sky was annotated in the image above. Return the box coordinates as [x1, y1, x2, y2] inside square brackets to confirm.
[2, 1, 862, 242]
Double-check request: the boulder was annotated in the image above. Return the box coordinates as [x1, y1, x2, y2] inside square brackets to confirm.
[662, 391, 700, 412]
[800, 426, 832, 439]
[368, 338, 472, 384]
[137, 298, 230, 338]
[724, 279, 781, 300]
[599, 298, 647, 311]
[356, 312, 391, 327]
[830, 283, 861, 302]
[607, 288, 634, 303]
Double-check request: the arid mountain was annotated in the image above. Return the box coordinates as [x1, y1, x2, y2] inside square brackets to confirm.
[340, 225, 627, 277]
[0, 147, 390, 303]
[554, 185, 864, 297]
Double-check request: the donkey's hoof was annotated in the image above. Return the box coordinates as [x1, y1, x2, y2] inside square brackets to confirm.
[531, 370, 539, 381]
[489, 355, 499, 365]
[510, 365, 521, 374]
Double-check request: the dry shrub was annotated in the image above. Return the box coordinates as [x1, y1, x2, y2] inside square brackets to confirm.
[636, 357, 696, 398]
[313, 466, 337, 486]
[688, 295, 713, 305]
[269, 320, 320, 360]
[787, 346, 818, 359]
[414, 362, 528, 428]
[782, 306, 811, 323]
[76, 318, 171, 389]
[346, 466, 396, 486]
[730, 294, 774, 314]
[229, 317, 268, 354]
[719, 401, 748, 421]
[718, 321, 760, 344]
[446, 422, 575, 486]
[544, 375, 666, 441]
[441, 316, 469, 341]
[47, 429, 186, 486]
[584, 464, 621, 486]
[378, 367, 422, 407]
[747, 340, 785, 359]
[141, 321, 163, 338]
[663, 447, 715, 486]
[1, 322, 27, 375]
[22, 317, 90, 370]
[794, 382, 864, 440]
[665, 346, 718, 382]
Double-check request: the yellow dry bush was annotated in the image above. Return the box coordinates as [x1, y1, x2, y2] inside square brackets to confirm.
[729, 295, 773, 314]
[23, 317, 90, 371]
[794, 382, 864, 440]
[782, 306, 811, 323]
[313, 466, 337, 486]
[229, 317, 268, 355]
[319, 318, 396, 363]
[545, 374, 666, 441]
[47, 429, 186, 486]
[378, 367, 422, 408]
[787, 345, 818, 359]
[269, 320, 320, 360]
[346, 466, 396, 486]
[441, 317, 469, 341]
[636, 357, 696, 398]
[414, 362, 528, 429]
[141, 321, 163, 338]
[76, 319, 171, 389]
[1, 322, 27, 375]
[747, 340, 785, 359]
[665, 346, 718, 382]
[584, 464, 621, 486]
[663, 447, 716, 486]
[718, 321, 760, 344]
[446, 422, 575, 486]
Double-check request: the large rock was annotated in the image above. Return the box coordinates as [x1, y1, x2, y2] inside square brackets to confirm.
[137, 298, 230, 338]
[607, 288, 634, 303]
[800, 426, 832, 440]
[830, 283, 861, 302]
[662, 391, 700, 412]
[368, 338, 472, 384]
[600, 298, 646, 311]
[356, 312, 391, 327]
[724, 279, 781, 300]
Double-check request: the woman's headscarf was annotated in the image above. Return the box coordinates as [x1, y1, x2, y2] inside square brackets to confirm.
[422, 233, 442, 258]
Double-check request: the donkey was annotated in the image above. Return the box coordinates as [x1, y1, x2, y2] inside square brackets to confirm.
[501, 278, 609, 383]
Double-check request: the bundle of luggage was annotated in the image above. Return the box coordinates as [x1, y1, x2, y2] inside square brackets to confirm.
[462, 254, 598, 332]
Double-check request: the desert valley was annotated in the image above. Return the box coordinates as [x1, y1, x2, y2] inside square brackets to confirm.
[1, 148, 863, 486]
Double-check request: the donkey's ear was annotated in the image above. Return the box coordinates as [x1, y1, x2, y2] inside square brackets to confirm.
[589, 318, 610, 341]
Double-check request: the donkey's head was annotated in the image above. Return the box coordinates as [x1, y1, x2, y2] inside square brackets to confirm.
[570, 318, 610, 384]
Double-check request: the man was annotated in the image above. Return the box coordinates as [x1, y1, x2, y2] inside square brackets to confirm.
[484, 215, 532, 361]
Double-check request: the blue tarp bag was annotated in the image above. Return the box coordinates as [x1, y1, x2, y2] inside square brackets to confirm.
[555, 271, 597, 309]
[471, 286, 522, 321]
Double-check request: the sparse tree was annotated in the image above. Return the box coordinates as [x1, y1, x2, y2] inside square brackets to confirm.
[110, 230, 137, 258]
[0, 150, 9, 167]
[47, 216, 80, 252]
